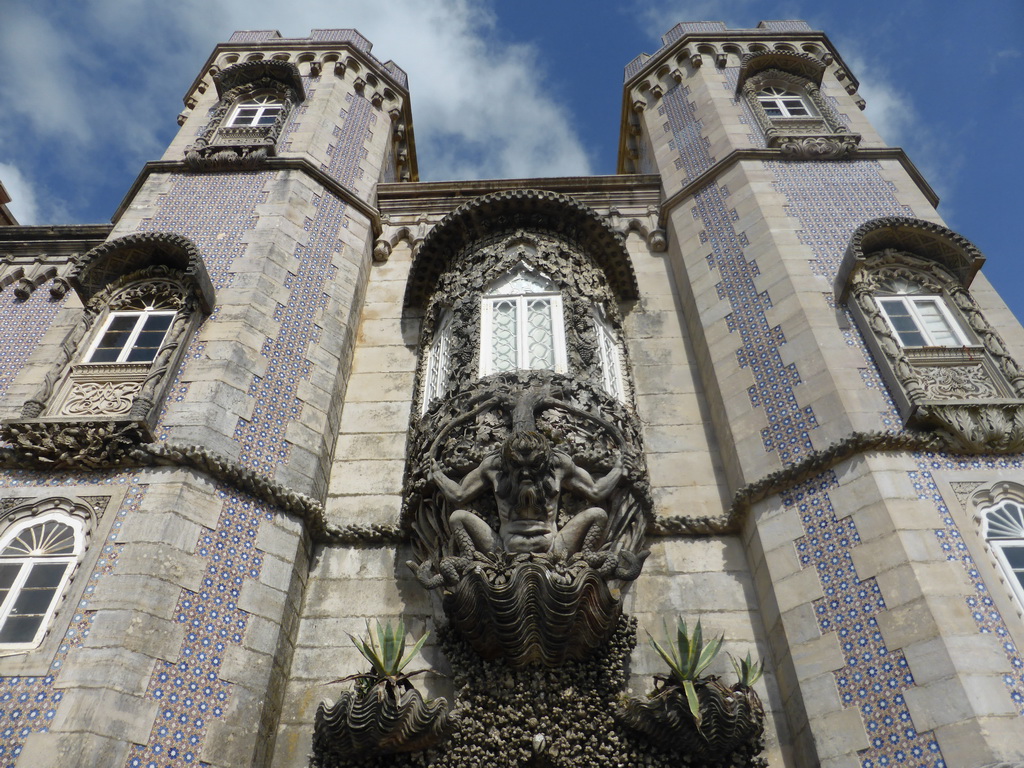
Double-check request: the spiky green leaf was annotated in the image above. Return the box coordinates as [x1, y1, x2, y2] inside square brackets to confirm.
[682, 679, 702, 731]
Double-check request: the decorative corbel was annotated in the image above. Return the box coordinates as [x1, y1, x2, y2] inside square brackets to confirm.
[715, 53, 728, 68]
[353, 77, 366, 94]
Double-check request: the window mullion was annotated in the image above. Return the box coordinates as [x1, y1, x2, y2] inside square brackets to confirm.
[116, 312, 150, 363]
[516, 296, 528, 369]
[0, 562, 29, 624]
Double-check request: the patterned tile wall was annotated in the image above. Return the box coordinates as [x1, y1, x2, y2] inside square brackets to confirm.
[0, 472, 143, 767]
[0, 290, 67, 418]
[124, 91, 376, 766]
[661, 82, 715, 184]
[911, 459, 1024, 715]
[677, 89, 962, 757]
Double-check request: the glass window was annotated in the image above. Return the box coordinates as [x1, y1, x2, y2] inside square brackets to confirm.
[85, 310, 175, 364]
[593, 305, 624, 400]
[757, 86, 812, 117]
[423, 310, 453, 413]
[877, 296, 969, 348]
[480, 267, 566, 376]
[0, 514, 83, 648]
[227, 95, 284, 127]
[983, 499, 1024, 609]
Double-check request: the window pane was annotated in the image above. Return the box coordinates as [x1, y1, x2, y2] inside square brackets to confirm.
[879, 299, 927, 346]
[1002, 544, 1024, 570]
[0, 615, 42, 644]
[10, 584, 59, 616]
[256, 107, 282, 125]
[0, 563, 21, 590]
[913, 299, 960, 346]
[490, 299, 518, 372]
[89, 315, 138, 363]
[22, 562, 68, 589]
[525, 298, 555, 369]
[125, 314, 174, 363]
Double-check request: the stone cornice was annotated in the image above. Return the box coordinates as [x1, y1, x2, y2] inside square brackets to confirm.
[659, 147, 939, 224]
[111, 159, 382, 238]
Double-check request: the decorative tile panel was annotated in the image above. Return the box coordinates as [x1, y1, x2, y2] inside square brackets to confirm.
[911, 459, 1024, 715]
[0, 473, 142, 767]
[791, 472, 945, 767]
[661, 85, 715, 183]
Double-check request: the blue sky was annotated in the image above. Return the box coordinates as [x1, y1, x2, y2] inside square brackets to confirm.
[1, 1, 1021, 314]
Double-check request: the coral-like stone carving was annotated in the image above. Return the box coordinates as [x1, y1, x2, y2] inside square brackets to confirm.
[620, 678, 765, 764]
[312, 685, 451, 764]
[404, 372, 651, 665]
[1, 418, 148, 470]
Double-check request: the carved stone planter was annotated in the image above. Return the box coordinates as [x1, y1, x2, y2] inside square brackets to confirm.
[620, 678, 765, 764]
[312, 683, 451, 764]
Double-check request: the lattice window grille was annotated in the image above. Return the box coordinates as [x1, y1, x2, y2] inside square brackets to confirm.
[480, 267, 566, 376]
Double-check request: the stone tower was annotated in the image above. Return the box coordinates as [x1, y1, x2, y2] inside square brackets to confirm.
[0, 20, 1021, 768]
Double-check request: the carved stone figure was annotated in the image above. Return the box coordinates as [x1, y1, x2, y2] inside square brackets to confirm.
[431, 430, 623, 558]
[404, 373, 652, 665]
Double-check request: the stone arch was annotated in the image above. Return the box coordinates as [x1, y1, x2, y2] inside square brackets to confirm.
[836, 216, 985, 298]
[404, 189, 638, 310]
[59, 232, 214, 312]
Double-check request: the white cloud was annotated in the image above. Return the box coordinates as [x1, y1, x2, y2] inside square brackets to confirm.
[0, 0, 593, 225]
[201, 0, 593, 180]
[0, 163, 40, 225]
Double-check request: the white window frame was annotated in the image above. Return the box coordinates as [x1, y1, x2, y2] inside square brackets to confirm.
[982, 499, 1024, 611]
[226, 94, 284, 127]
[422, 309, 454, 413]
[83, 309, 176, 364]
[479, 268, 567, 377]
[0, 512, 84, 650]
[876, 295, 971, 348]
[592, 305, 625, 401]
[756, 86, 813, 118]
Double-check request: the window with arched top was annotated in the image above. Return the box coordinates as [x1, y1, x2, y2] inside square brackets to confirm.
[756, 86, 813, 117]
[873, 277, 972, 349]
[836, 217, 1024, 452]
[982, 499, 1024, 609]
[479, 266, 567, 377]
[226, 94, 285, 127]
[0, 512, 84, 648]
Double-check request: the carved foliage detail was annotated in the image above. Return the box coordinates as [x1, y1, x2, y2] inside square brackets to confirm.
[848, 251, 1024, 452]
[60, 381, 141, 416]
[415, 231, 634, 412]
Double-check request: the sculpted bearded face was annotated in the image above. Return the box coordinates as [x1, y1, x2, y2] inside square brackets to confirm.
[500, 432, 555, 511]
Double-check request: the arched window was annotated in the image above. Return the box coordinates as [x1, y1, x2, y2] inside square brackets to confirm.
[479, 266, 567, 376]
[982, 499, 1024, 609]
[0, 512, 84, 648]
[756, 86, 812, 117]
[873, 277, 971, 348]
[836, 217, 1024, 452]
[227, 94, 285, 127]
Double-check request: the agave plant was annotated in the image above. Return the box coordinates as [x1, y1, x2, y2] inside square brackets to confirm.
[647, 618, 723, 730]
[343, 620, 430, 692]
[729, 650, 765, 688]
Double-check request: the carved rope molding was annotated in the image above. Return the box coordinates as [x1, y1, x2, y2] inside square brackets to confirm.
[0, 420, 984, 544]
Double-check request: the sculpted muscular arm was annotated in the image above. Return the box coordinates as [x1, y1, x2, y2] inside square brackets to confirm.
[430, 455, 500, 505]
[560, 453, 624, 501]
